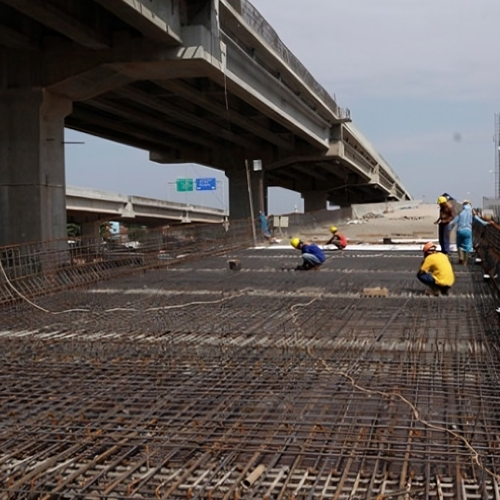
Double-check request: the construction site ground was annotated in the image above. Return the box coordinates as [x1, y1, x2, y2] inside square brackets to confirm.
[2, 239, 500, 499]
[297, 202, 442, 245]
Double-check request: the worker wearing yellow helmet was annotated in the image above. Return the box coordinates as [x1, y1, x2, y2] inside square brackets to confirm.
[290, 237, 326, 270]
[434, 195, 454, 255]
[325, 225, 347, 250]
[416, 242, 455, 295]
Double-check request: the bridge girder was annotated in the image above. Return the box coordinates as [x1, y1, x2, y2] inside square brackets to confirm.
[0, 0, 410, 245]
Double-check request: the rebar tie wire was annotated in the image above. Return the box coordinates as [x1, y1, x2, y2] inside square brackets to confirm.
[0, 257, 246, 315]
[286, 292, 500, 484]
[4, 251, 499, 484]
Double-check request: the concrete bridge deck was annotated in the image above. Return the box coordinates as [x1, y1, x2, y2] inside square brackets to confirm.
[1, 237, 500, 498]
[66, 185, 228, 229]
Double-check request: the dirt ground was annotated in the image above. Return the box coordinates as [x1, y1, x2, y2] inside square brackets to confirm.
[301, 202, 449, 244]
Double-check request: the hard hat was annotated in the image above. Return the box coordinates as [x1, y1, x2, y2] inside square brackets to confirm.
[423, 242, 437, 254]
[290, 237, 301, 249]
[437, 196, 447, 205]
[330, 226, 338, 233]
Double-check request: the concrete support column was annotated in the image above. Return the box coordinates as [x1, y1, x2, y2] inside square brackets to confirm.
[328, 192, 350, 208]
[0, 89, 72, 246]
[302, 190, 328, 213]
[330, 123, 342, 141]
[81, 220, 101, 239]
[227, 167, 264, 221]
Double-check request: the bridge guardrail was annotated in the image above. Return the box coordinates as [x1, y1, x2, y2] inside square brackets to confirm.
[378, 171, 395, 192]
[473, 219, 500, 297]
[267, 208, 353, 242]
[228, 0, 344, 118]
[343, 142, 374, 175]
[395, 185, 407, 199]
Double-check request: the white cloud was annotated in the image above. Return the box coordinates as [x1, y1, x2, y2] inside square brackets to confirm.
[64, 0, 498, 204]
[250, 0, 500, 100]
[248, 0, 500, 200]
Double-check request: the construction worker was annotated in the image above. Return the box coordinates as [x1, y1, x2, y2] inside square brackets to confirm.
[434, 196, 454, 255]
[290, 237, 326, 270]
[326, 226, 347, 250]
[449, 200, 490, 265]
[417, 242, 455, 295]
[258, 211, 271, 239]
[258, 211, 279, 243]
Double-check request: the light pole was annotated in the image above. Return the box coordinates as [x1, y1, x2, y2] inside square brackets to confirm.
[494, 113, 500, 198]
[489, 170, 495, 198]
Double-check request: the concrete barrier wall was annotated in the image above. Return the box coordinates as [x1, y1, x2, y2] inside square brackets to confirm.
[269, 207, 353, 238]
[351, 200, 423, 220]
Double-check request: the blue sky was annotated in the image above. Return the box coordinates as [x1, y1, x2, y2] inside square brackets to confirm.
[66, 0, 500, 212]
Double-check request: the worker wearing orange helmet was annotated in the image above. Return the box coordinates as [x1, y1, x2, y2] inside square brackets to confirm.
[417, 242, 455, 295]
[434, 196, 455, 255]
[326, 226, 347, 250]
[290, 237, 326, 270]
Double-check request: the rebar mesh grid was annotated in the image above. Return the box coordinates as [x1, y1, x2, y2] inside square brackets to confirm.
[0, 221, 252, 306]
[2, 245, 500, 499]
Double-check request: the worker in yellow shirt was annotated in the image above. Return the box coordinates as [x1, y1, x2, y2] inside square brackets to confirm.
[417, 242, 455, 296]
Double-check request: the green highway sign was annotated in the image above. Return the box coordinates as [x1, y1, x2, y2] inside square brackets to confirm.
[176, 178, 194, 192]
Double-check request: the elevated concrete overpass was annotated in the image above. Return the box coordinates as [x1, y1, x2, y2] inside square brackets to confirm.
[266, 123, 411, 211]
[0, 0, 411, 246]
[66, 186, 227, 236]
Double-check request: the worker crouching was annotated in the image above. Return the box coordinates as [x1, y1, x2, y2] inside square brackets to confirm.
[326, 226, 347, 250]
[417, 242, 455, 296]
[290, 238, 326, 270]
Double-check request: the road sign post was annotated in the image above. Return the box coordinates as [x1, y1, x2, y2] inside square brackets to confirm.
[195, 178, 216, 191]
[245, 160, 257, 247]
[176, 178, 194, 192]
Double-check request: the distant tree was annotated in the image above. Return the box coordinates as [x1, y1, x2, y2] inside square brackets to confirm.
[67, 223, 81, 237]
[99, 222, 112, 240]
[126, 223, 147, 242]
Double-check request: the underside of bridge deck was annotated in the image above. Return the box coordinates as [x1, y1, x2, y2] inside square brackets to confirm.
[0, 0, 410, 246]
